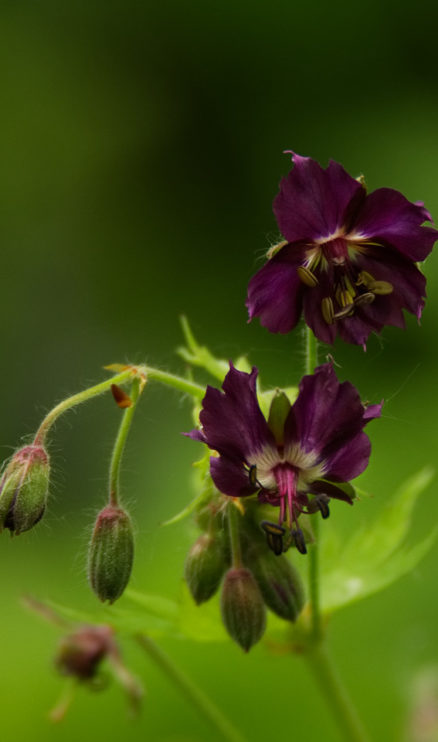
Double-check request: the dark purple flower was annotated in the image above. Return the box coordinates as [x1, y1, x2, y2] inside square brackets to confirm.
[247, 153, 438, 346]
[187, 362, 381, 551]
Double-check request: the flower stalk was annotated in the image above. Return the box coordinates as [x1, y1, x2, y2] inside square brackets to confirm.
[227, 501, 243, 568]
[109, 378, 141, 506]
[305, 325, 322, 642]
[33, 365, 204, 447]
[302, 325, 370, 741]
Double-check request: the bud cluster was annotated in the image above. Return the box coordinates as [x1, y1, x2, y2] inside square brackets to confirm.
[184, 496, 305, 652]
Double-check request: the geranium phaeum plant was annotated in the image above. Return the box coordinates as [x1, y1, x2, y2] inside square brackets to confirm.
[4, 144, 437, 742]
[187, 361, 381, 553]
[247, 153, 438, 345]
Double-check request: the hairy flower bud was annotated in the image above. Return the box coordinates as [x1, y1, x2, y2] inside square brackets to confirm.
[88, 505, 134, 604]
[56, 625, 113, 680]
[0, 444, 50, 535]
[251, 551, 305, 622]
[220, 567, 266, 652]
[184, 533, 228, 604]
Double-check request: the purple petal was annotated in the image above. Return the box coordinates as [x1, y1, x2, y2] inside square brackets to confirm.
[363, 402, 383, 422]
[310, 480, 354, 504]
[286, 363, 370, 458]
[322, 431, 372, 481]
[352, 188, 438, 261]
[274, 154, 365, 243]
[198, 364, 276, 461]
[184, 429, 207, 444]
[338, 309, 383, 346]
[210, 456, 256, 497]
[246, 243, 305, 333]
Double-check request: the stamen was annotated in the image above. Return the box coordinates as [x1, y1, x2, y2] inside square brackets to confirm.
[343, 275, 356, 298]
[354, 292, 375, 307]
[261, 521, 285, 556]
[292, 528, 307, 555]
[297, 266, 319, 287]
[333, 304, 354, 320]
[321, 297, 334, 324]
[247, 465, 261, 489]
[315, 495, 330, 519]
[368, 280, 394, 295]
[356, 270, 375, 288]
[339, 289, 355, 308]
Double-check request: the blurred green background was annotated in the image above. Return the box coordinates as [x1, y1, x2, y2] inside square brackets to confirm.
[1, 1, 438, 740]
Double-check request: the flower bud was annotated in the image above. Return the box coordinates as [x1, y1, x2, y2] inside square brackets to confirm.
[88, 505, 134, 603]
[0, 444, 50, 535]
[184, 533, 228, 604]
[220, 567, 266, 652]
[251, 551, 305, 622]
[56, 625, 113, 681]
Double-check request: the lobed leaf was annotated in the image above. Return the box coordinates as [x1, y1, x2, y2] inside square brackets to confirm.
[320, 468, 435, 613]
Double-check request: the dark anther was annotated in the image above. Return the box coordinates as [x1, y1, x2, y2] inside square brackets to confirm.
[292, 528, 307, 555]
[261, 521, 285, 556]
[315, 495, 330, 519]
[248, 464, 259, 488]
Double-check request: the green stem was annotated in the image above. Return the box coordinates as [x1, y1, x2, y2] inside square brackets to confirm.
[308, 515, 321, 642]
[305, 644, 370, 742]
[227, 501, 243, 568]
[109, 378, 141, 506]
[304, 325, 321, 642]
[136, 634, 246, 742]
[305, 325, 318, 375]
[144, 366, 205, 399]
[302, 325, 369, 741]
[33, 369, 140, 445]
[33, 365, 205, 446]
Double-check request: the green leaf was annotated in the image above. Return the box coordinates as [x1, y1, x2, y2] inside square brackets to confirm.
[45, 592, 181, 638]
[320, 467, 436, 613]
[321, 530, 436, 613]
[177, 316, 229, 381]
[340, 467, 434, 566]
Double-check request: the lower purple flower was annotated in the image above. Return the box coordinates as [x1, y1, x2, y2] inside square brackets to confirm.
[187, 363, 381, 553]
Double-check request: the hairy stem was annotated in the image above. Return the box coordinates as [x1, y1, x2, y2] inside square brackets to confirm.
[305, 325, 318, 375]
[33, 368, 141, 445]
[227, 501, 243, 568]
[136, 634, 246, 742]
[302, 325, 369, 741]
[109, 378, 141, 506]
[144, 366, 205, 399]
[33, 364, 204, 446]
[305, 326, 321, 641]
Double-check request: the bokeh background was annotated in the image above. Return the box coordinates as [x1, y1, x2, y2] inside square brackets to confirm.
[1, 1, 438, 740]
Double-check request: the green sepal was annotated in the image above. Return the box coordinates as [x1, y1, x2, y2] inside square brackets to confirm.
[267, 390, 292, 445]
[258, 386, 298, 419]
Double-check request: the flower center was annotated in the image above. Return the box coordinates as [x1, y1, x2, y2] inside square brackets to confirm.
[321, 236, 349, 266]
[273, 463, 298, 527]
[299, 236, 395, 326]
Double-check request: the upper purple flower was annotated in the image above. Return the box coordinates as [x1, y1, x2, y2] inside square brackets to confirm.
[247, 153, 438, 346]
[187, 362, 381, 552]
